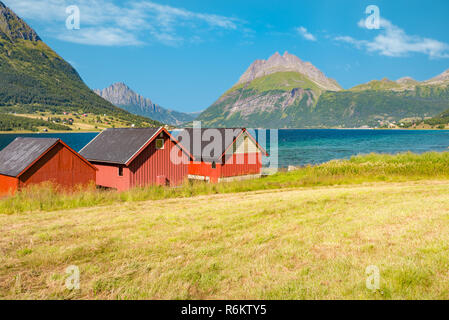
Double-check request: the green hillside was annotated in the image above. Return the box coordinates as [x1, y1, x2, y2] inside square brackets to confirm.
[226, 71, 323, 94]
[197, 71, 449, 128]
[423, 85, 449, 126]
[0, 113, 71, 132]
[197, 72, 323, 128]
[311, 85, 449, 128]
[0, 2, 162, 131]
[349, 78, 403, 92]
[426, 107, 449, 126]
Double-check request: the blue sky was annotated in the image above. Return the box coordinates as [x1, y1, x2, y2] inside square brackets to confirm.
[4, 0, 449, 113]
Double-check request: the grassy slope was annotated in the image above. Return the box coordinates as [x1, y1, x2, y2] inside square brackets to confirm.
[0, 38, 162, 129]
[0, 113, 71, 132]
[198, 72, 321, 128]
[349, 79, 403, 92]
[1, 152, 449, 299]
[225, 71, 323, 94]
[1, 181, 449, 299]
[3, 151, 449, 214]
[313, 88, 449, 128]
[197, 70, 449, 128]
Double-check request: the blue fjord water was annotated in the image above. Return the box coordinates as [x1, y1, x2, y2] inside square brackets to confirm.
[1, 129, 448, 168]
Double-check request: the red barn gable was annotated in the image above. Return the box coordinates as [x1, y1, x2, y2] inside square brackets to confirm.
[0, 138, 97, 196]
[177, 128, 267, 183]
[80, 127, 193, 191]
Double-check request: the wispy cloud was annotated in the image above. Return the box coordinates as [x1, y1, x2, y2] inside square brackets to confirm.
[3, 0, 244, 46]
[335, 18, 449, 59]
[296, 26, 316, 41]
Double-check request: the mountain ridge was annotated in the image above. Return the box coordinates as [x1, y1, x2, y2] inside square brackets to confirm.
[0, 1, 40, 42]
[197, 52, 449, 128]
[237, 51, 342, 92]
[94, 83, 198, 126]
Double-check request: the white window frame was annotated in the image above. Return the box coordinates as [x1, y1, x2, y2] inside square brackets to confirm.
[156, 138, 164, 150]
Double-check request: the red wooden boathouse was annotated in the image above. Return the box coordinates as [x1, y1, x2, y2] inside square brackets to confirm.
[0, 138, 97, 196]
[177, 128, 267, 183]
[79, 127, 193, 191]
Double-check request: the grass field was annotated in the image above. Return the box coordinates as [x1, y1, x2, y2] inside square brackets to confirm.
[1, 152, 449, 299]
[9, 113, 132, 133]
[1, 181, 449, 299]
[2, 152, 449, 215]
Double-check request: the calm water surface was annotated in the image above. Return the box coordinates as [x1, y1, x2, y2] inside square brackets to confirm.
[1, 129, 449, 168]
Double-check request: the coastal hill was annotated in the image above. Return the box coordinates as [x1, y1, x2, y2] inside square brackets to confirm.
[236, 51, 342, 91]
[95, 83, 198, 126]
[0, 1, 162, 132]
[197, 51, 342, 128]
[197, 52, 449, 128]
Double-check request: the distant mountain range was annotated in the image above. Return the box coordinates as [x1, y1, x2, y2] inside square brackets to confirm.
[94, 83, 199, 126]
[197, 52, 449, 128]
[0, 1, 161, 130]
[1, 1, 449, 130]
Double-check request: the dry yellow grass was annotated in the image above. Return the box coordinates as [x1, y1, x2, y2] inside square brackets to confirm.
[1, 180, 449, 299]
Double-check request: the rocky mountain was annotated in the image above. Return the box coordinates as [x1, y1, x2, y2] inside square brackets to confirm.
[424, 69, 449, 86]
[197, 52, 340, 128]
[0, 2, 40, 41]
[95, 83, 198, 126]
[237, 51, 342, 91]
[396, 77, 419, 86]
[0, 1, 161, 129]
[422, 69, 449, 125]
[197, 52, 449, 128]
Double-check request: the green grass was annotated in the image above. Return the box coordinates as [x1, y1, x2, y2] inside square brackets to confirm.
[2, 180, 449, 299]
[2, 151, 449, 215]
[226, 71, 323, 95]
[2, 152, 449, 299]
[0, 37, 162, 128]
[349, 79, 403, 91]
[198, 71, 449, 129]
[0, 113, 72, 132]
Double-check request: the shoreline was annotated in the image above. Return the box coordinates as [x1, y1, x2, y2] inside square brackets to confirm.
[1, 128, 448, 134]
[0, 130, 101, 134]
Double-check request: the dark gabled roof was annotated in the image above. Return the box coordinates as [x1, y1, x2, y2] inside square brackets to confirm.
[79, 127, 162, 165]
[0, 138, 59, 177]
[176, 128, 246, 162]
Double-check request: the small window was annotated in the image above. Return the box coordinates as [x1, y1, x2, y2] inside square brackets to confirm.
[212, 162, 216, 169]
[233, 142, 237, 153]
[244, 136, 249, 151]
[156, 139, 164, 150]
[118, 166, 123, 177]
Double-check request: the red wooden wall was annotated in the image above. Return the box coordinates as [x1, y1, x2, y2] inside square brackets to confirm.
[18, 142, 96, 190]
[92, 162, 131, 191]
[0, 175, 19, 196]
[0, 142, 96, 196]
[188, 161, 221, 183]
[93, 131, 190, 191]
[221, 152, 262, 178]
[129, 131, 189, 188]
[188, 152, 263, 183]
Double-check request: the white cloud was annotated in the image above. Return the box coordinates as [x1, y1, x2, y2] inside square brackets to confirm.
[296, 26, 316, 41]
[57, 28, 143, 46]
[335, 18, 449, 59]
[3, 0, 243, 46]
